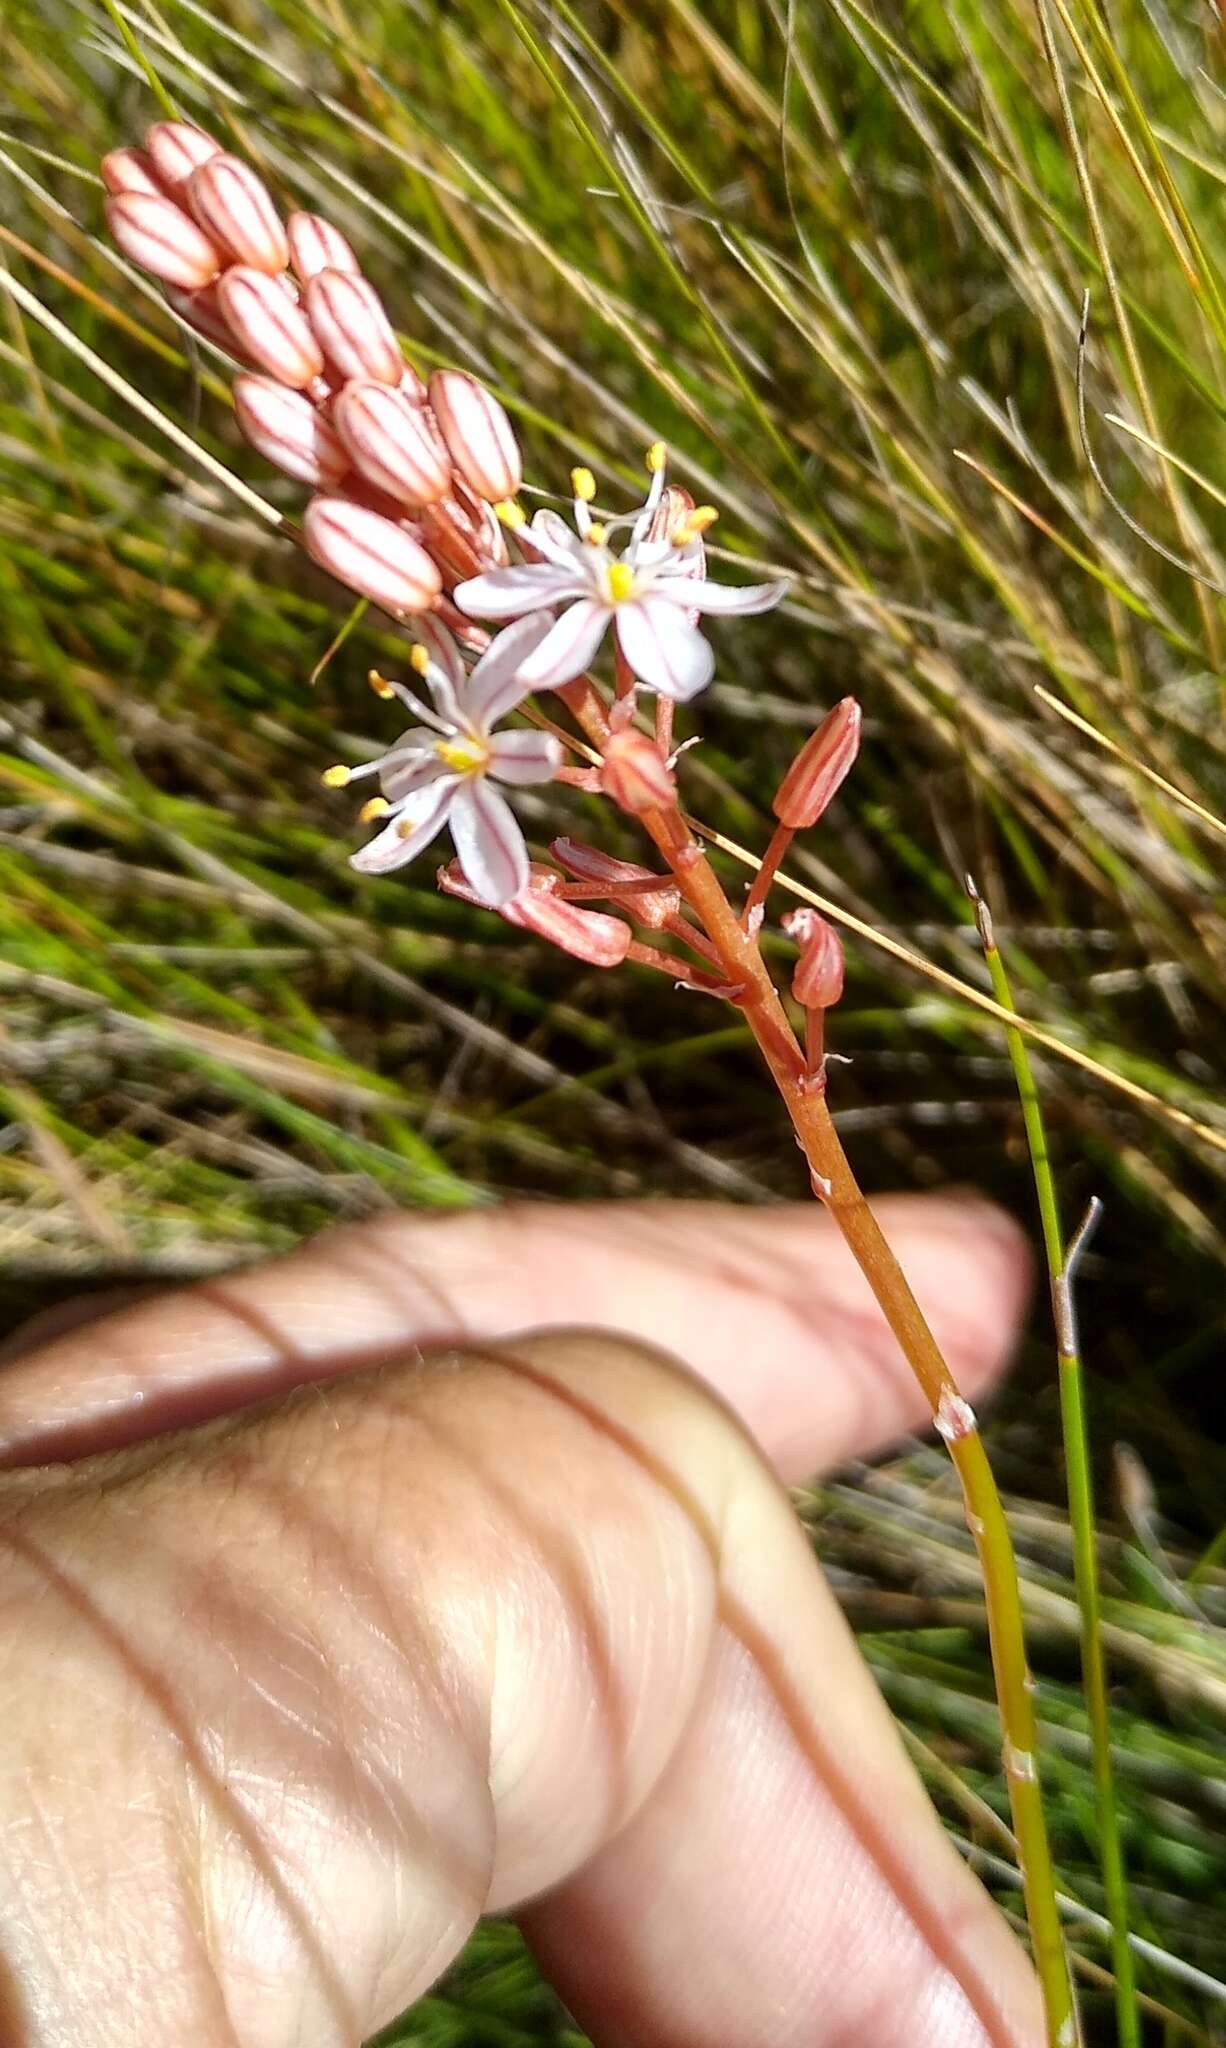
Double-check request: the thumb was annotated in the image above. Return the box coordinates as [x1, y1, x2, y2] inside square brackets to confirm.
[0, 1324, 1040, 2047]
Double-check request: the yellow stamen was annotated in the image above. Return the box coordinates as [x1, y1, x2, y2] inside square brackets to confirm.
[678, 504, 719, 541]
[645, 440, 667, 474]
[368, 668, 395, 698]
[321, 763, 351, 788]
[607, 561, 636, 604]
[409, 643, 432, 675]
[571, 466, 597, 502]
[437, 735, 488, 775]
[359, 797, 391, 823]
[585, 521, 608, 546]
[495, 497, 526, 530]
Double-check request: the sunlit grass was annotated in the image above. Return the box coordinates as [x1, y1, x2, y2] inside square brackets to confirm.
[2, 0, 1226, 2037]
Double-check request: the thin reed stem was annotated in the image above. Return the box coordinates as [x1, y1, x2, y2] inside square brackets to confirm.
[974, 888, 1138, 2047]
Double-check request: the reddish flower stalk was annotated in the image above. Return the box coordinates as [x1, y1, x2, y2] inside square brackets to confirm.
[102, 128, 1077, 2044]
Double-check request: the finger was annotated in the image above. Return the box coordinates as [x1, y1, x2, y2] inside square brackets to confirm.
[0, 1328, 1040, 2047]
[0, 1195, 1029, 1476]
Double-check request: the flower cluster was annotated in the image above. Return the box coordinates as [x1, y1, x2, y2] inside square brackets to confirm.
[102, 123, 792, 910]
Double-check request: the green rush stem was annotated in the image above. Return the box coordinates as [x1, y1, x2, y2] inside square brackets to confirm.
[564, 681, 1077, 2042]
[98, 0, 178, 119]
[978, 905, 1137, 2048]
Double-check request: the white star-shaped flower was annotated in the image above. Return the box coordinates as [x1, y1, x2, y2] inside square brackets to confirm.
[453, 455, 788, 701]
[328, 615, 562, 907]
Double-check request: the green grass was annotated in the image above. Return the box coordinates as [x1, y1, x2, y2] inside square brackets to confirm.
[2, 0, 1226, 2038]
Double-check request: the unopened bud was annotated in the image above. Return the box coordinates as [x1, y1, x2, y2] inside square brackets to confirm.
[427, 370, 521, 502]
[216, 266, 324, 388]
[438, 861, 631, 966]
[305, 269, 403, 385]
[781, 907, 845, 1009]
[100, 147, 164, 198]
[773, 697, 862, 829]
[164, 281, 252, 359]
[233, 374, 349, 488]
[144, 121, 222, 192]
[333, 380, 451, 507]
[286, 211, 361, 283]
[186, 154, 289, 275]
[600, 729, 677, 815]
[551, 838, 680, 928]
[104, 191, 223, 290]
[303, 495, 443, 615]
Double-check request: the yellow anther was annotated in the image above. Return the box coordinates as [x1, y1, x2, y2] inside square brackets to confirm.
[495, 497, 527, 530]
[571, 466, 597, 503]
[436, 735, 488, 775]
[607, 560, 636, 604]
[358, 797, 391, 823]
[645, 440, 667, 474]
[321, 763, 351, 788]
[409, 643, 432, 676]
[368, 668, 395, 698]
[585, 521, 608, 546]
[681, 504, 719, 538]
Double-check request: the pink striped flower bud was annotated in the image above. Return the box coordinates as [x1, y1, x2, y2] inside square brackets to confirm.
[163, 281, 251, 359]
[286, 212, 361, 283]
[427, 371, 521, 503]
[186, 153, 289, 275]
[772, 697, 862, 829]
[332, 381, 451, 507]
[144, 121, 222, 192]
[216, 266, 324, 388]
[100, 147, 164, 198]
[438, 862, 631, 966]
[781, 908, 845, 1010]
[104, 192, 222, 290]
[304, 269, 403, 385]
[600, 729, 677, 815]
[551, 838, 679, 929]
[233, 375, 349, 488]
[303, 496, 442, 615]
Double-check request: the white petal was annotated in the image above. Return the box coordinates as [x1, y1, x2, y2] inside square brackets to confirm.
[378, 733, 446, 804]
[530, 507, 593, 569]
[416, 617, 465, 697]
[654, 573, 789, 616]
[454, 563, 587, 620]
[615, 596, 714, 700]
[350, 776, 457, 874]
[487, 728, 564, 785]
[514, 599, 611, 690]
[449, 779, 529, 907]
[463, 613, 556, 728]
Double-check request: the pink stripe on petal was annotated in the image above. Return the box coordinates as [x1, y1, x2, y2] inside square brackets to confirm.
[303, 496, 442, 614]
[487, 729, 563, 786]
[187, 155, 289, 275]
[104, 193, 221, 289]
[101, 148, 165, 198]
[287, 212, 361, 282]
[454, 564, 586, 621]
[350, 776, 457, 874]
[463, 613, 555, 726]
[145, 122, 222, 192]
[233, 376, 349, 487]
[449, 780, 530, 906]
[513, 599, 611, 689]
[379, 738, 448, 804]
[428, 371, 521, 502]
[305, 270, 403, 385]
[216, 267, 323, 387]
[529, 508, 590, 567]
[615, 596, 713, 700]
[333, 381, 451, 507]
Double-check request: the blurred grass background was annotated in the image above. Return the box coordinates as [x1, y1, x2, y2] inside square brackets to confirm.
[2, 0, 1226, 2037]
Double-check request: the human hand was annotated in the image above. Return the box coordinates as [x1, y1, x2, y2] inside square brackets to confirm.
[0, 1196, 1041, 2046]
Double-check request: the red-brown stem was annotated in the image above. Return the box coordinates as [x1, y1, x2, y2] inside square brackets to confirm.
[741, 817, 795, 929]
[804, 1005, 825, 1084]
[623, 938, 740, 996]
[654, 693, 675, 761]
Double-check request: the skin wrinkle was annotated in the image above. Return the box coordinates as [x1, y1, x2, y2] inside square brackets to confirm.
[487, 1340, 1022, 2048]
